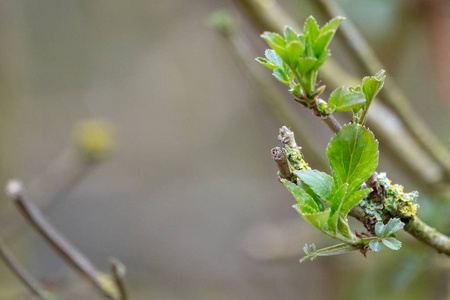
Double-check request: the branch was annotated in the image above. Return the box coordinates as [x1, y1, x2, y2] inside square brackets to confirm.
[314, 0, 450, 180]
[0, 238, 52, 300]
[5, 180, 120, 300]
[273, 127, 450, 256]
[404, 216, 450, 256]
[271, 147, 293, 180]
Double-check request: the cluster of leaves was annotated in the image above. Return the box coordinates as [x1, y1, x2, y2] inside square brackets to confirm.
[282, 124, 379, 244]
[369, 218, 405, 252]
[316, 69, 385, 124]
[256, 16, 344, 98]
[256, 16, 386, 125]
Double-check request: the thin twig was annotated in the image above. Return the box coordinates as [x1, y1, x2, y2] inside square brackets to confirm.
[5, 180, 118, 300]
[110, 258, 128, 300]
[0, 238, 52, 300]
[314, 0, 450, 180]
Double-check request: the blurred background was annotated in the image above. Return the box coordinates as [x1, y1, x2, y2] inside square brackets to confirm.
[0, 0, 449, 299]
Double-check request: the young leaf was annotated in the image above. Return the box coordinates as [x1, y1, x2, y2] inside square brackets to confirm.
[313, 49, 329, 71]
[289, 84, 301, 97]
[295, 170, 333, 201]
[327, 124, 379, 196]
[255, 57, 278, 70]
[313, 30, 334, 57]
[261, 32, 286, 59]
[285, 41, 304, 67]
[265, 49, 283, 68]
[297, 57, 317, 75]
[320, 16, 345, 35]
[273, 68, 290, 84]
[334, 93, 366, 112]
[382, 218, 405, 237]
[362, 69, 385, 101]
[336, 216, 356, 242]
[375, 221, 385, 237]
[340, 188, 372, 217]
[382, 237, 402, 250]
[303, 16, 319, 42]
[327, 183, 348, 234]
[284, 26, 298, 43]
[299, 209, 330, 233]
[369, 240, 383, 252]
[282, 179, 321, 213]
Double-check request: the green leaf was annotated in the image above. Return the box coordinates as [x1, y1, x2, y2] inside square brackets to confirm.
[336, 216, 356, 242]
[285, 41, 304, 67]
[299, 209, 330, 233]
[261, 31, 286, 49]
[295, 170, 333, 201]
[284, 26, 298, 43]
[313, 49, 329, 71]
[328, 86, 344, 104]
[297, 180, 326, 211]
[334, 93, 366, 112]
[255, 57, 277, 70]
[303, 16, 319, 42]
[382, 237, 402, 250]
[272, 68, 289, 84]
[369, 240, 383, 252]
[261, 32, 286, 59]
[282, 179, 320, 213]
[382, 218, 405, 237]
[341, 188, 372, 217]
[265, 49, 283, 68]
[327, 183, 348, 234]
[289, 84, 301, 97]
[313, 30, 334, 57]
[327, 124, 379, 196]
[297, 57, 317, 75]
[320, 16, 345, 35]
[317, 101, 335, 114]
[362, 69, 385, 101]
[375, 222, 385, 237]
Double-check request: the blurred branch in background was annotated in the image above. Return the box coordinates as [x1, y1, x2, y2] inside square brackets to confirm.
[1, 120, 114, 240]
[5, 180, 127, 300]
[0, 238, 53, 300]
[0, 121, 128, 299]
[208, 10, 327, 170]
[231, 0, 450, 191]
[420, 0, 450, 106]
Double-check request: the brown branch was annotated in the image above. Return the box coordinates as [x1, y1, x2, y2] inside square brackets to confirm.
[5, 180, 119, 299]
[271, 147, 292, 180]
[0, 238, 52, 300]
